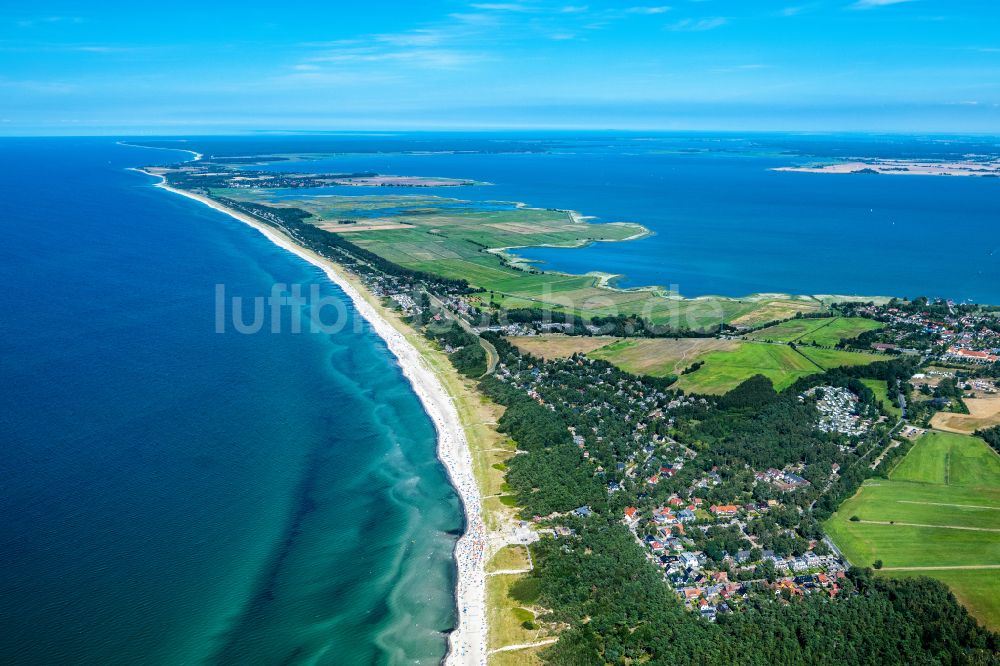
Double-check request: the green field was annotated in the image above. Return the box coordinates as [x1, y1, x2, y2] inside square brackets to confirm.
[825, 431, 1000, 630]
[860, 379, 902, 419]
[796, 346, 883, 370]
[675, 342, 819, 394]
[749, 316, 883, 346]
[588, 337, 883, 395]
[588, 338, 741, 378]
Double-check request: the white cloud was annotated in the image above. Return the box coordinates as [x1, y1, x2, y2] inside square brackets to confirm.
[469, 3, 534, 11]
[305, 45, 487, 70]
[669, 17, 727, 31]
[850, 0, 917, 9]
[0, 77, 79, 94]
[712, 63, 770, 73]
[626, 6, 671, 14]
[15, 15, 83, 28]
[373, 30, 444, 47]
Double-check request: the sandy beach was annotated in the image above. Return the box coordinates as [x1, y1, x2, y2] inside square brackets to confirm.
[141, 172, 488, 666]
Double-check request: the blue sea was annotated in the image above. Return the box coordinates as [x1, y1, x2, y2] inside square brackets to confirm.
[0, 139, 461, 665]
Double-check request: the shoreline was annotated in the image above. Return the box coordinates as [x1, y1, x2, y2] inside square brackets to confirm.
[137, 170, 487, 666]
[117, 141, 203, 162]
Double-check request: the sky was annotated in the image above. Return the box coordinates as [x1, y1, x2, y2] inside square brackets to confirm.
[1, 0, 998, 134]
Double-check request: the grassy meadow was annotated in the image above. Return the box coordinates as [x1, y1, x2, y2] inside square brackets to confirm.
[584, 337, 883, 395]
[825, 431, 1000, 630]
[507, 334, 621, 360]
[748, 316, 883, 346]
[796, 347, 884, 370]
[588, 338, 742, 378]
[860, 378, 902, 419]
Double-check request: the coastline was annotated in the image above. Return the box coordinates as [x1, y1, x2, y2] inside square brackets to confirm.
[118, 141, 203, 162]
[138, 171, 488, 666]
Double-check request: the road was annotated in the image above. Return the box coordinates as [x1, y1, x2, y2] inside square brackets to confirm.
[426, 291, 499, 375]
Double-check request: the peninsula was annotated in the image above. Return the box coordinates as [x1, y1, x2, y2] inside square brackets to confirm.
[138, 147, 1000, 665]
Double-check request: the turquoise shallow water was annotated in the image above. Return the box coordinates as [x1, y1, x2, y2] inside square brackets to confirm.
[0, 139, 460, 664]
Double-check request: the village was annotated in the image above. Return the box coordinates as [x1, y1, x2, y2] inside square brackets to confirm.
[843, 299, 1000, 362]
[339, 266, 989, 628]
[622, 497, 848, 620]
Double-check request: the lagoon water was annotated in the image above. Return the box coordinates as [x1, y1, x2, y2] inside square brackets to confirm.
[245, 132, 1000, 303]
[0, 139, 460, 665]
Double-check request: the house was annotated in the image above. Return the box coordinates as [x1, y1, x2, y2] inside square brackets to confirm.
[653, 508, 675, 524]
[678, 509, 696, 523]
[680, 552, 700, 569]
[710, 504, 738, 517]
[947, 346, 999, 363]
[624, 507, 639, 525]
[574, 505, 592, 517]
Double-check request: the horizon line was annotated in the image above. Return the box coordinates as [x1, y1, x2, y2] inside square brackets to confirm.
[3, 127, 1000, 138]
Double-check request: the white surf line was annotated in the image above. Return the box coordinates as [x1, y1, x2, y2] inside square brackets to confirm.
[858, 520, 1000, 532]
[897, 500, 1000, 510]
[116, 141, 203, 162]
[140, 174, 487, 666]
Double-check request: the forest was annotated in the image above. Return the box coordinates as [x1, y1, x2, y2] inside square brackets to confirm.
[482, 336, 997, 663]
[530, 519, 997, 665]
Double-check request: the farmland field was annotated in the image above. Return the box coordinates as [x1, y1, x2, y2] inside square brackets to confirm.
[586, 339, 883, 395]
[674, 343, 819, 394]
[825, 431, 1000, 630]
[748, 316, 883, 346]
[507, 334, 621, 360]
[588, 338, 742, 378]
[931, 392, 1000, 434]
[796, 347, 884, 370]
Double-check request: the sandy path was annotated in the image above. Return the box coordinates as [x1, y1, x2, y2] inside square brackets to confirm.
[881, 564, 1000, 571]
[489, 638, 558, 654]
[857, 520, 1000, 532]
[897, 500, 1000, 510]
